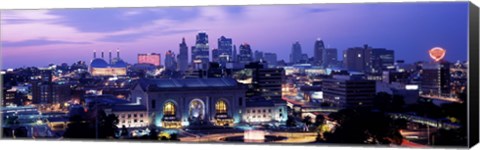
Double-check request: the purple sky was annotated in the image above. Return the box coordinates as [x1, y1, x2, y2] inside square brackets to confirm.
[0, 2, 469, 69]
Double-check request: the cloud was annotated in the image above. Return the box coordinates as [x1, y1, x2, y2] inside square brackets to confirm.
[98, 29, 198, 43]
[1, 38, 90, 47]
[47, 7, 201, 33]
[305, 7, 335, 13]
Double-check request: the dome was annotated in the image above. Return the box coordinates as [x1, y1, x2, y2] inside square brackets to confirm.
[112, 59, 127, 68]
[90, 58, 109, 68]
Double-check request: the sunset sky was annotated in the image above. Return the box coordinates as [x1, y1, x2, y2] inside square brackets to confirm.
[0, 2, 469, 69]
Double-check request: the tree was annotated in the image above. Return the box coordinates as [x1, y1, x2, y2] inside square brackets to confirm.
[324, 108, 403, 145]
[313, 114, 325, 127]
[302, 116, 313, 127]
[373, 92, 405, 112]
[63, 115, 95, 139]
[120, 125, 129, 137]
[286, 115, 296, 127]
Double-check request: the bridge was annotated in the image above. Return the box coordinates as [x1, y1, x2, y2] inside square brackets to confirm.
[419, 94, 462, 103]
[387, 113, 461, 130]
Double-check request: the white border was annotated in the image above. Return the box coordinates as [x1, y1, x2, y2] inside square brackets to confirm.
[0, 0, 478, 150]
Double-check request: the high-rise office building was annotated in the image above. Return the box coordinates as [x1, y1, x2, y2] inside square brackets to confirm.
[420, 62, 451, 97]
[212, 48, 220, 63]
[177, 38, 189, 72]
[138, 53, 161, 67]
[254, 50, 264, 62]
[232, 45, 238, 63]
[32, 82, 71, 104]
[343, 46, 366, 72]
[165, 50, 177, 71]
[314, 38, 325, 65]
[366, 48, 395, 73]
[245, 62, 284, 100]
[238, 43, 253, 64]
[343, 45, 394, 73]
[323, 48, 338, 68]
[290, 41, 302, 64]
[192, 31, 210, 70]
[264, 52, 277, 68]
[217, 36, 233, 65]
[322, 75, 376, 108]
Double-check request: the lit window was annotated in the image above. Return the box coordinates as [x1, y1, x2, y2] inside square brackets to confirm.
[163, 102, 176, 116]
[215, 100, 227, 113]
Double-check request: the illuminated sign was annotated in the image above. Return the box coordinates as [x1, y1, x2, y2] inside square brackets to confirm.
[405, 85, 419, 90]
[429, 47, 446, 62]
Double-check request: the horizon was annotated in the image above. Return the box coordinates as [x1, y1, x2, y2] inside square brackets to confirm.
[1, 2, 469, 69]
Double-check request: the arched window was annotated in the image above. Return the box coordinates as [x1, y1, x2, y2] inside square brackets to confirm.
[215, 100, 227, 113]
[163, 102, 176, 116]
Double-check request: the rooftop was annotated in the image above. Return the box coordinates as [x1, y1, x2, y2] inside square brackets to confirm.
[137, 77, 241, 91]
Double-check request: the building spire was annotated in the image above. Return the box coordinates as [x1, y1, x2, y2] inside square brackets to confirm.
[109, 50, 112, 64]
[93, 49, 96, 58]
[101, 51, 104, 58]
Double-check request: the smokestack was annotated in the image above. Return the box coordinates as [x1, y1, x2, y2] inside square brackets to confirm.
[101, 51, 104, 58]
[109, 50, 112, 64]
[117, 48, 120, 59]
[93, 50, 96, 58]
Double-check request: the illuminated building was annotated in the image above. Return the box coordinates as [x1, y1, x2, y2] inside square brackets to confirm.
[322, 75, 376, 108]
[113, 105, 149, 128]
[217, 36, 233, 66]
[243, 97, 287, 124]
[192, 31, 210, 70]
[421, 62, 451, 97]
[245, 62, 284, 100]
[84, 95, 148, 128]
[420, 47, 452, 97]
[90, 50, 127, 76]
[131, 78, 247, 128]
[138, 53, 161, 67]
[238, 43, 253, 65]
[32, 81, 71, 104]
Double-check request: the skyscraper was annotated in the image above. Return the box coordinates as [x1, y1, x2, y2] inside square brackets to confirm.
[254, 50, 264, 62]
[192, 31, 210, 70]
[343, 46, 366, 72]
[323, 48, 338, 68]
[177, 37, 189, 72]
[217, 36, 233, 64]
[238, 43, 253, 64]
[245, 62, 284, 101]
[264, 52, 277, 68]
[366, 48, 395, 73]
[212, 48, 220, 62]
[322, 75, 376, 108]
[343, 45, 394, 73]
[314, 38, 325, 65]
[232, 44, 238, 63]
[290, 41, 302, 64]
[420, 62, 451, 97]
[165, 50, 177, 71]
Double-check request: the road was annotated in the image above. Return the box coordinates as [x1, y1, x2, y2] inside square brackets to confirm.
[179, 131, 317, 143]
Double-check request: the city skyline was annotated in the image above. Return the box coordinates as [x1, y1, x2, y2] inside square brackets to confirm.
[1, 2, 468, 69]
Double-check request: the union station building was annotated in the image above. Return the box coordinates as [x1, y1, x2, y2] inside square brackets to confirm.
[131, 78, 247, 128]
